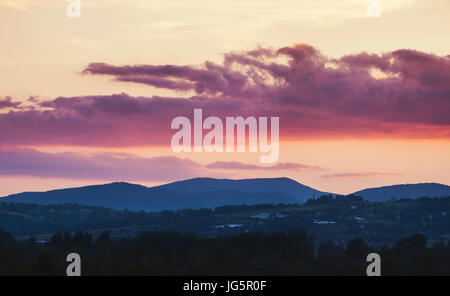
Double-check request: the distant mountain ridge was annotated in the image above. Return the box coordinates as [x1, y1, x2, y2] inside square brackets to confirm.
[0, 177, 326, 211]
[1, 178, 449, 211]
[350, 183, 450, 201]
[156, 177, 326, 201]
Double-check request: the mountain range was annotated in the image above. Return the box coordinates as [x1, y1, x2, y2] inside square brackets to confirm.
[352, 183, 450, 202]
[0, 177, 449, 211]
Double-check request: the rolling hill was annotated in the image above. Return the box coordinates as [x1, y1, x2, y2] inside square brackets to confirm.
[156, 177, 326, 202]
[350, 183, 450, 201]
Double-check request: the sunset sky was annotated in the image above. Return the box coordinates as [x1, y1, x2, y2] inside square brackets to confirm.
[0, 0, 449, 196]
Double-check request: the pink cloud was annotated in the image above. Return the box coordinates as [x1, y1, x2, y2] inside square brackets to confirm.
[0, 44, 449, 147]
[0, 97, 22, 109]
[206, 161, 322, 170]
[322, 172, 399, 179]
[0, 148, 207, 181]
[0, 148, 318, 181]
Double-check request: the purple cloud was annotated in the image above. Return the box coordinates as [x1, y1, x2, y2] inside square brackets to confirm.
[0, 44, 449, 148]
[76, 44, 450, 128]
[0, 148, 208, 182]
[206, 161, 322, 170]
[0, 97, 22, 109]
[0, 149, 319, 181]
[322, 172, 399, 179]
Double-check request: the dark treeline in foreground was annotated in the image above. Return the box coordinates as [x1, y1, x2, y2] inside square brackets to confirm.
[1, 229, 449, 276]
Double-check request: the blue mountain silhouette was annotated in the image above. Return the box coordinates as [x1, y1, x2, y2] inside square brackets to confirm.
[1, 178, 448, 211]
[0, 177, 326, 211]
[156, 177, 325, 201]
[350, 183, 450, 201]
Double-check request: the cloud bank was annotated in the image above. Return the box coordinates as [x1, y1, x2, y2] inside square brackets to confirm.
[206, 161, 322, 170]
[1, 44, 449, 147]
[0, 97, 22, 109]
[0, 148, 319, 182]
[322, 172, 399, 179]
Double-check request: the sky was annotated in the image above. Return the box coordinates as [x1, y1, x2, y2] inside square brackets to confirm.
[0, 0, 449, 195]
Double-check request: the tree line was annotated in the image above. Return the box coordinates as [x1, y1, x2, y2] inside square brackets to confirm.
[0, 228, 449, 275]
